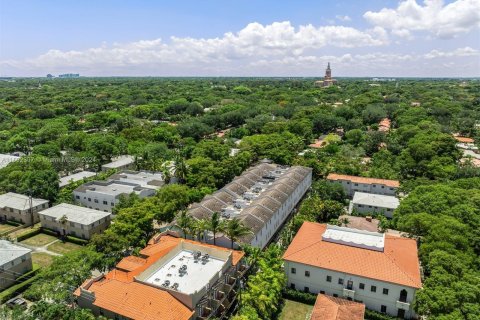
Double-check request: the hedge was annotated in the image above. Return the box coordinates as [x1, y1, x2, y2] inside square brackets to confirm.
[0, 267, 40, 303]
[365, 309, 398, 320]
[282, 288, 317, 305]
[65, 235, 88, 245]
[15, 228, 42, 242]
[5, 220, 22, 227]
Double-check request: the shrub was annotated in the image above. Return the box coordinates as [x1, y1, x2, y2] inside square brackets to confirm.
[16, 228, 42, 242]
[282, 287, 317, 305]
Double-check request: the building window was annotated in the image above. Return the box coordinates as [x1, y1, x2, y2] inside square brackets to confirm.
[304, 287, 309, 293]
[354, 183, 358, 186]
[290, 283, 295, 289]
[76, 195, 80, 199]
[333, 294, 338, 297]
[359, 283, 365, 290]
[94, 199, 99, 203]
[371, 285, 377, 292]
[291, 268, 296, 274]
[338, 278, 343, 285]
[383, 288, 389, 295]
[320, 290, 325, 294]
[88, 198, 91, 202]
[381, 305, 387, 313]
[305, 270, 310, 277]
[326, 275, 332, 282]
[103, 201, 108, 205]
[111, 202, 114, 206]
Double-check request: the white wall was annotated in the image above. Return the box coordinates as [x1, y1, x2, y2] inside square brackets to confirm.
[332, 180, 397, 197]
[352, 203, 395, 218]
[284, 260, 417, 319]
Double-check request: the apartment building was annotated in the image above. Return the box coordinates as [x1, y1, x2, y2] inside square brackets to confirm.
[0, 192, 49, 225]
[283, 222, 421, 319]
[75, 235, 247, 320]
[327, 173, 399, 197]
[350, 192, 400, 218]
[59, 171, 97, 188]
[38, 203, 111, 239]
[101, 155, 135, 172]
[188, 162, 312, 249]
[0, 240, 32, 291]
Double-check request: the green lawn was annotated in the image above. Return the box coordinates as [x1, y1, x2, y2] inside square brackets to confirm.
[278, 299, 314, 320]
[31, 252, 55, 268]
[47, 241, 83, 254]
[0, 223, 15, 234]
[20, 233, 58, 247]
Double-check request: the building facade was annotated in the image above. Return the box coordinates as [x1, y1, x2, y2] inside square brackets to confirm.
[75, 236, 247, 320]
[315, 63, 338, 87]
[327, 173, 399, 197]
[187, 162, 312, 249]
[350, 192, 400, 218]
[0, 192, 49, 225]
[101, 155, 135, 172]
[38, 203, 111, 239]
[0, 241, 33, 291]
[283, 223, 421, 319]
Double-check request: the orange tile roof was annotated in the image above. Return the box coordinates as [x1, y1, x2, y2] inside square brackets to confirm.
[283, 222, 421, 288]
[309, 139, 327, 149]
[326, 173, 400, 188]
[75, 236, 244, 320]
[310, 294, 365, 320]
[454, 136, 474, 143]
[378, 118, 391, 132]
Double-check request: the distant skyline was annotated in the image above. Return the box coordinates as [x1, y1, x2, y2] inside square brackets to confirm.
[0, 0, 479, 77]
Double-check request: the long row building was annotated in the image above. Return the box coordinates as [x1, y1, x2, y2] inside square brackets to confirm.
[188, 161, 312, 249]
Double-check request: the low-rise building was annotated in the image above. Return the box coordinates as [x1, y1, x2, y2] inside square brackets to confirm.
[0, 241, 32, 291]
[38, 203, 111, 239]
[75, 235, 247, 320]
[378, 118, 391, 132]
[108, 170, 164, 189]
[59, 171, 97, 188]
[0, 192, 49, 225]
[349, 192, 400, 218]
[310, 294, 365, 320]
[283, 222, 421, 319]
[327, 173, 399, 197]
[188, 162, 312, 249]
[73, 180, 157, 212]
[0, 154, 20, 170]
[101, 155, 135, 172]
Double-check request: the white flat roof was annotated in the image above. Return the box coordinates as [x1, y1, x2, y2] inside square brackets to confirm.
[110, 171, 164, 189]
[76, 181, 148, 197]
[59, 171, 97, 187]
[0, 192, 49, 210]
[0, 240, 31, 265]
[322, 225, 385, 251]
[0, 154, 20, 169]
[352, 192, 400, 209]
[143, 249, 225, 294]
[38, 203, 110, 225]
[102, 155, 134, 169]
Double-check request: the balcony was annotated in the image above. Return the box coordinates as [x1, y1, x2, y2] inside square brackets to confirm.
[343, 288, 355, 299]
[396, 300, 410, 310]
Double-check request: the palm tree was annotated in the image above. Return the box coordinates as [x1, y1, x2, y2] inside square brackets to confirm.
[224, 218, 252, 249]
[175, 210, 193, 239]
[58, 214, 69, 240]
[173, 151, 188, 183]
[192, 219, 209, 242]
[206, 212, 225, 245]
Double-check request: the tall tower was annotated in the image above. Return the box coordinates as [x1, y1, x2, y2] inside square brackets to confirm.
[325, 62, 332, 79]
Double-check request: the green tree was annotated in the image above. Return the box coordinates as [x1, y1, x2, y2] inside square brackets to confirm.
[224, 218, 251, 248]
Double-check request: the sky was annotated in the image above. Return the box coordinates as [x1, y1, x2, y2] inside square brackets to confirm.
[0, 0, 479, 77]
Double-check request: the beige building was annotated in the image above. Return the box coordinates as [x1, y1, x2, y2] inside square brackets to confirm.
[0, 240, 33, 291]
[38, 203, 111, 239]
[0, 192, 49, 225]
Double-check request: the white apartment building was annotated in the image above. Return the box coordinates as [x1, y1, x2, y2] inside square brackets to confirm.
[101, 155, 135, 171]
[327, 173, 399, 197]
[38, 203, 111, 239]
[0, 154, 20, 170]
[350, 192, 400, 218]
[59, 171, 97, 188]
[0, 240, 33, 291]
[108, 170, 164, 189]
[0, 192, 49, 225]
[188, 162, 312, 249]
[283, 223, 421, 319]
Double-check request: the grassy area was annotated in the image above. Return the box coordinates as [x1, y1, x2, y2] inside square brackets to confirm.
[47, 241, 83, 254]
[278, 299, 314, 320]
[31, 252, 55, 268]
[20, 233, 57, 247]
[0, 223, 15, 233]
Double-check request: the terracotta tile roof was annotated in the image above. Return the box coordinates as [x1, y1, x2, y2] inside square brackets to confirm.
[310, 294, 365, 320]
[327, 173, 400, 188]
[75, 236, 244, 320]
[454, 136, 475, 143]
[378, 118, 391, 132]
[283, 222, 421, 288]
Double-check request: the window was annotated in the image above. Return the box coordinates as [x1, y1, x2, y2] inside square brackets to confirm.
[111, 202, 114, 206]
[381, 186, 385, 189]
[94, 199, 99, 203]
[326, 275, 332, 282]
[291, 268, 296, 274]
[333, 294, 338, 297]
[359, 283, 365, 290]
[290, 283, 295, 289]
[371, 285, 377, 292]
[76, 196, 80, 199]
[103, 201, 108, 205]
[338, 278, 344, 285]
[305, 270, 310, 277]
[88, 198, 91, 202]
[354, 183, 359, 186]
[304, 287, 309, 293]
[70, 222, 75, 227]
[383, 288, 389, 295]
[320, 290, 325, 294]
[381, 305, 387, 313]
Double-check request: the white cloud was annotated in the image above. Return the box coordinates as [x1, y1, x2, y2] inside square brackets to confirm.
[364, 0, 480, 38]
[424, 46, 479, 58]
[336, 15, 351, 22]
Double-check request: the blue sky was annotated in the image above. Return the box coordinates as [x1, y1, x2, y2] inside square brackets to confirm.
[1, 0, 479, 77]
